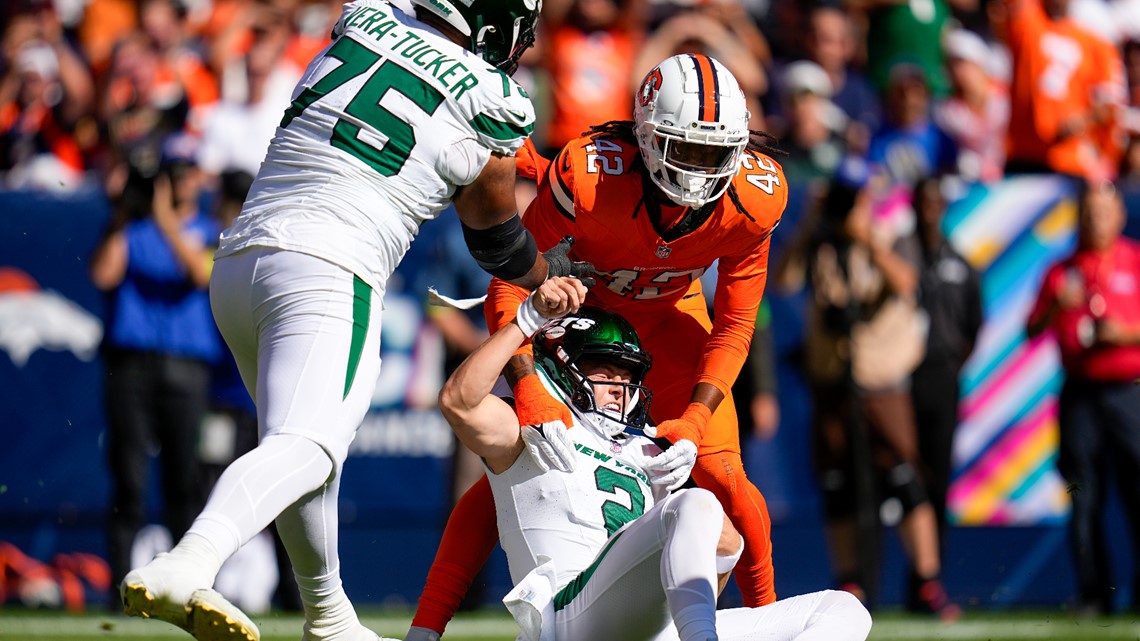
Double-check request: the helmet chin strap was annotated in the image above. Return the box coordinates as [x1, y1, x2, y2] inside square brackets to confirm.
[570, 403, 628, 439]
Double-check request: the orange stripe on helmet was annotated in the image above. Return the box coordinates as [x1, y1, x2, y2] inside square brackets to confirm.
[691, 54, 718, 122]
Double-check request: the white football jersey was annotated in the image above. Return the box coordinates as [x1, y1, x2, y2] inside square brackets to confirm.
[216, 0, 536, 291]
[489, 420, 665, 590]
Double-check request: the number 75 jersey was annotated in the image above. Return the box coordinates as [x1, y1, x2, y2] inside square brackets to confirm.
[217, 0, 535, 292]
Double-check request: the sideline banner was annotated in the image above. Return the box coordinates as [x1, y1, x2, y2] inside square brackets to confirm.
[944, 175, 1078, 525]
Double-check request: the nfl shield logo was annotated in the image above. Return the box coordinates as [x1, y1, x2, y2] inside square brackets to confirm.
[610, 442, 623, 454]
[655, 244, 672, 259]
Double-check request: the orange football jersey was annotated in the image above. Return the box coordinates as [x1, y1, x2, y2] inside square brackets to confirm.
[502, 132, 787, 398]
[1003, 0, 1124, 179]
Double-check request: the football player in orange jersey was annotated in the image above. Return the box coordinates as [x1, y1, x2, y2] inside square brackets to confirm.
[999, 0, 1125, 181]
[405, 53, 788, 641]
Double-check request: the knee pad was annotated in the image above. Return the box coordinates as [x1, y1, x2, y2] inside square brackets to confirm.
[819, 469, 856, 519]
[674, 487, 723, 515]
[885, 463, 928, 514]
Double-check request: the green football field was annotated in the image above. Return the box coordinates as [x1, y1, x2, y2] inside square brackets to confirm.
[1, 609, 1139, 641]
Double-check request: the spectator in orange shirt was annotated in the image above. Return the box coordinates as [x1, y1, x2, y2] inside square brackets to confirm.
[139, 0, 219, 132]
[77, 0, 138, 74]
[997, 0, 1125, 181]
[539, 0, 646, 156]
[0, 41, 84, 190]
[4, 0, 96, 121]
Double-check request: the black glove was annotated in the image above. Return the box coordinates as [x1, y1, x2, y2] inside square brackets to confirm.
[543, 236, 596, 287]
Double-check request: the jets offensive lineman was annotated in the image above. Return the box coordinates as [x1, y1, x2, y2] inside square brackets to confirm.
[441, 276, 873, 641]
[119, 2, 589, 641]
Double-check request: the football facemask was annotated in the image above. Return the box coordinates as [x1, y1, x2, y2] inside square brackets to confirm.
[411, 0, 541, 74]
[533, 307, 654, 438]
[634, 54, 750, 207]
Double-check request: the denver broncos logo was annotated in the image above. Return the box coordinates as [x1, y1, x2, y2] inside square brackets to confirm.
[638, 68, 663, 107]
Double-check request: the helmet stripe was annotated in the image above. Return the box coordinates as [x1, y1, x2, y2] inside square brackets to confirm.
[689, 54, 718, 122]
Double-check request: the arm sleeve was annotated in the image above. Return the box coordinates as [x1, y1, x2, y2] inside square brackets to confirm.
[515, 138, 552, 183]
[694, 158, 788, 396]
[697, 234, 772, 397]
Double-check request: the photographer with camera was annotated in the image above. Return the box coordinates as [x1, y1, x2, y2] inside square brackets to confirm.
[89, 132, 221, 596]
[1027, 181, 1140, 616]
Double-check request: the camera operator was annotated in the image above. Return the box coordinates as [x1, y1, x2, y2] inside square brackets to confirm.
[89, 132, 221, 595]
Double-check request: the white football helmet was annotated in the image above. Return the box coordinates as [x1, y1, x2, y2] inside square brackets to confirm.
[633, 54, 750, 207]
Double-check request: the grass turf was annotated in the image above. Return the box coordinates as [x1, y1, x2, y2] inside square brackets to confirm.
[1, 608, 1139, 641]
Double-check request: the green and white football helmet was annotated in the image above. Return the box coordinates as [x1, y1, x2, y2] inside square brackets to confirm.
[532, 307, 653, 438]
[410, 0, 542, 74]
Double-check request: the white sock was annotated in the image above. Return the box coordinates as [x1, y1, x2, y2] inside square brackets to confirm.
[674, 603, 719, 641]
[187, 434, 333, 560]
[404, 626, 442, 641]
[661, 490, 723, 641]
[165, 532, 225, 580]
[297, 572, 359, 640]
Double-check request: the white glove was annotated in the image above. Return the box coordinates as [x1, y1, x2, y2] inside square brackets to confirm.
[643, 439, 697, 491]
[521, 421, 577, 473]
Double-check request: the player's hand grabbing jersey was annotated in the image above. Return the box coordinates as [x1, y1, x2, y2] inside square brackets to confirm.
[497, 133, 787, 398]
[217, 0, 535, 291]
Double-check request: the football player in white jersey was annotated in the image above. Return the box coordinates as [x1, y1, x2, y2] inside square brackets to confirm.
[438, 276, 874, 641]
[118, 2, 591, 641]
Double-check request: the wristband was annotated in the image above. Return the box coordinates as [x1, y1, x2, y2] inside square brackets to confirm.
[515, 293, 546, 337]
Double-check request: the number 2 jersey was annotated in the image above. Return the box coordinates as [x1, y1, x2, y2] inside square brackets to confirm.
[488, 419, 665, 589]
[215, 0, 535, 292]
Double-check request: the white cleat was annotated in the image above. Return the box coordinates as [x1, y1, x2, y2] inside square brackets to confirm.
[121, 552, 211, 632]
[186, 588, 260, 641]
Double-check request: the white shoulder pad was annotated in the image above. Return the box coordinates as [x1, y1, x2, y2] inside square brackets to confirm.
[331, 0, 388, 38]
[465, 73, 536, 156]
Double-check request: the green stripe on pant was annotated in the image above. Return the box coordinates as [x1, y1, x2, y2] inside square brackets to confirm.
[344, 275, 371, 399]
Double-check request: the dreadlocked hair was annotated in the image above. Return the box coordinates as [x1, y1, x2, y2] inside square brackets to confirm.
[747, 129, 787, 157]
[727, 130, 785, 223]
[583, 120, 638, 144]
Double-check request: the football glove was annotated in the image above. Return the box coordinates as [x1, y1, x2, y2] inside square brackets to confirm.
[513, 372, 573, 432]
[520, 421, 577, 473]
[644, 439, 697, 491]
[645, 402, 712, 448]
[543, 236, 596, 287]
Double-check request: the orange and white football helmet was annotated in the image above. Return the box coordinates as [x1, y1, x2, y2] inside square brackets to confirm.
[633, 54, 750, 208]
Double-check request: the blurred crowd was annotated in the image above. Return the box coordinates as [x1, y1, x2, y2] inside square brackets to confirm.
[2, 0, 1138, 194]
[4, 0, 1140, 617]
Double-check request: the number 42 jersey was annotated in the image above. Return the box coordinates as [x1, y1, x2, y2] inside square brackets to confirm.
[216, 0, 535, 292]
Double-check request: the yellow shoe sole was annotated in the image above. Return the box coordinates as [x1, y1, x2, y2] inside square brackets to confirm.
[121, 581, 191, 631]
[187, 588, 260, 641]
